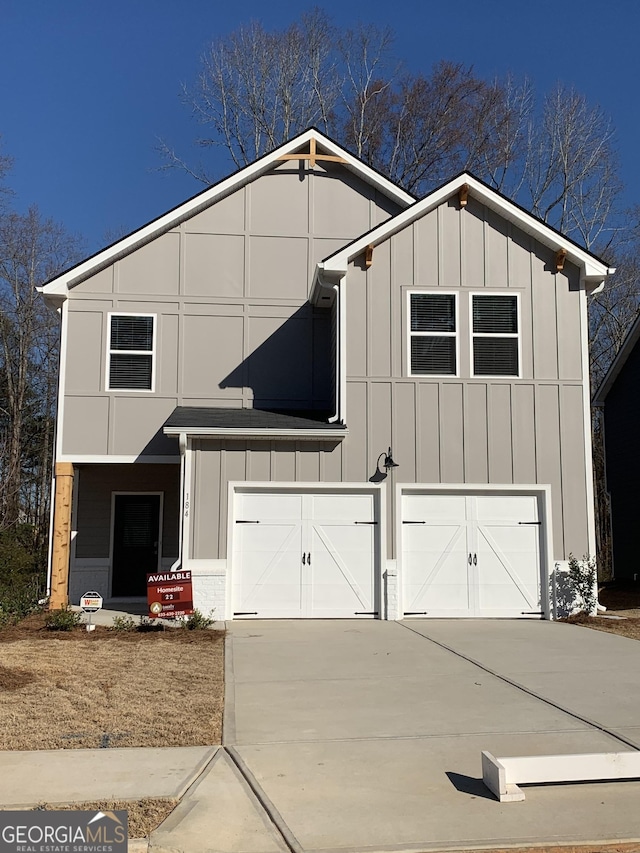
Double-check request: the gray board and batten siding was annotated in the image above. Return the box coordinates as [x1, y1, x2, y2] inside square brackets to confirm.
[188, 195, 591, 566]
[61, 160, 401, 457]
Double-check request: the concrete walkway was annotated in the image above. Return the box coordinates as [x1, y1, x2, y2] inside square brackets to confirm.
[2, 619, 640, 853]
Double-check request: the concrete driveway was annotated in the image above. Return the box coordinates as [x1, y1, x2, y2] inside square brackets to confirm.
[219, 619, 640, 852]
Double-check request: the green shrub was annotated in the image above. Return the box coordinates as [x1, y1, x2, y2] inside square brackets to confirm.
[110, 614, 137, 632]
[0, 526, 46, 623]
[568, 553, 597, 615]
[182, 609, 215, 630]
[44, 607, 82, 631]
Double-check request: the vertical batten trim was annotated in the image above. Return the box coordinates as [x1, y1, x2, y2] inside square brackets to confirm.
[506, 220, 512, 290]
[437, 204, 443, 286]
[508, 383, 515, 483]
[484, 206, 490, 288]
[219, 443, 227, 558]
[183, 437, 193, 565]
[580, 287, 597, 557]
[460, 200, 466, 288]
[339, 276, 348, 424]
[55, 299, 70, 459]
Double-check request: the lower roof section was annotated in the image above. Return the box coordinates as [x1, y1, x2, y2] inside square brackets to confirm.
[163, 406, 348, 441]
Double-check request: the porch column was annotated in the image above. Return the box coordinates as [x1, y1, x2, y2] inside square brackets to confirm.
[49, 462, 74, 610]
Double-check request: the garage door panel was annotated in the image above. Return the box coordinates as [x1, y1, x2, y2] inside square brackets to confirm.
[311, 494, 374, 523]
[403, 494, 466, 522]
[476, 523, 541, 613]
[401, 492, 544, 618]
[475, 494, 538, 522]
[403, 524, 469, 613]
[311, 524, 375, 616]
[234, 522, 304, 615]
[237, 493, 303, 521]
[233, 491, 378, 618]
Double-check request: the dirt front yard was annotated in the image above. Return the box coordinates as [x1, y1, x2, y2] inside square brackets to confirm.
[0, 615, 224, 750]
[566, 583, 640, 641]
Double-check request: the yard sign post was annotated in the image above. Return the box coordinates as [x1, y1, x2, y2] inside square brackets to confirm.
[80, 591, 103, 632]
[147, 571, 194, 619]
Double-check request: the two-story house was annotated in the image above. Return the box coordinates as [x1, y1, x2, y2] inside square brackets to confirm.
[40, 129, 612, 620]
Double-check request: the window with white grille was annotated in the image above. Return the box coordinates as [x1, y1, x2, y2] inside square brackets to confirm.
[408, 292, 458, 376]
[471, 294, 519, 376]
[107, 314, 155, 391]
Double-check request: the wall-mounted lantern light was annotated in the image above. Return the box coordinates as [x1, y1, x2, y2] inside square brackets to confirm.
[369, 447, 399, 482]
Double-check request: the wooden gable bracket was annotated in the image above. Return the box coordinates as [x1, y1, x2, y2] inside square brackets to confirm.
[555, 248, 568, 272]
[277, 137, 348, 168]
[365, 245, 374, 268]
[459, 183, 470, 208]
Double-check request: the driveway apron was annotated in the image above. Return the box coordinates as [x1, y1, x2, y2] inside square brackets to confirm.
[224, 619, 640, 853]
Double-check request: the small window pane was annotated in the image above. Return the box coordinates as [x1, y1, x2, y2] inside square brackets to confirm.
[411, 294, 456, 332]
[111, 316, 153, 351]
[411, 336, 456, 375]
[109, 354, 153, 389]
[473, 295, 518, 334]
[473, 338, 518, 376]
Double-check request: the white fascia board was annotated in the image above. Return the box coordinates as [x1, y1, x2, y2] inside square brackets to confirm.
[320, 174, 612, 284]
[163, 426, 348, 440]
[41, 129, 414, 298]
[56, 454, 180, 464]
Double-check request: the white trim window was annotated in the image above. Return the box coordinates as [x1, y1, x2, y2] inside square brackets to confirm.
[107, 313, 156, 391]
[471, 293, 520, 377]
[408, 291, 458, 376]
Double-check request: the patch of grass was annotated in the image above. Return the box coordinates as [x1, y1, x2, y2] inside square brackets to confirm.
[33, 798, 178, 839]
[0, 612, 224, 750]
[571, 614, 640, 641]
[0, 664, 36, 690]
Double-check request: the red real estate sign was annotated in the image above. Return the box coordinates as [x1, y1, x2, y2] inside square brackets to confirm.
[147, 571, 194, 619]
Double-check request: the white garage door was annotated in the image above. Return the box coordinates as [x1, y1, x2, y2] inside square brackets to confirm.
[232, 492, 378, 618]
[402, 493, 543, 618]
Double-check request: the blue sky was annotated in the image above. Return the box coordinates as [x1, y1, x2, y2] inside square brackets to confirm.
[2, 0, 639, 254]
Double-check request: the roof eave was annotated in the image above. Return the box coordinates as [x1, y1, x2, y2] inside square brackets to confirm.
[163, 425, 348, 440]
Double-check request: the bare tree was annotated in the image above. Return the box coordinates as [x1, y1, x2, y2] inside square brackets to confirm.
[168, 15, 624, 258]
[0, 207, 82, 549]
[160, 9, 341, 179]
[514, 85, 623, 252]
[337, 25, 397, 167]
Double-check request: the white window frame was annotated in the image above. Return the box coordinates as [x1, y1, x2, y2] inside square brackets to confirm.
[469, 292, 521, 379]
[106, 312, 157, 392]
[407, 290, 459, 378]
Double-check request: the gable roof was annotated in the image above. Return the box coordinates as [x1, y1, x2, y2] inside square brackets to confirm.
[315, 172, 614, 295]
[40, 128, 416, 300]
[593, 312, 640, 405]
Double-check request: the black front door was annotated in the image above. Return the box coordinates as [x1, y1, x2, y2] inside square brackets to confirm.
[112, 494, 161, 597]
